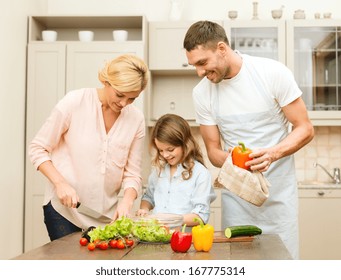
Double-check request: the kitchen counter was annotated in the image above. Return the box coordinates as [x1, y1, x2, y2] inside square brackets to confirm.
[12, 232, 292, 260]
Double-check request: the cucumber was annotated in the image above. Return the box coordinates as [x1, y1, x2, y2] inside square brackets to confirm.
[224, 225, 262, 238]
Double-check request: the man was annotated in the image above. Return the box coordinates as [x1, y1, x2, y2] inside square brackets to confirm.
[183, 20, 314, 259]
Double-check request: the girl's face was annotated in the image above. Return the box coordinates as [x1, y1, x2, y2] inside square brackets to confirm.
[104, 83, 140, 113]
[154, 139, 183, 167]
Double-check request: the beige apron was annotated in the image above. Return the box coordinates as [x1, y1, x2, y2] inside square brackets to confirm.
[213, 58, 299, 259]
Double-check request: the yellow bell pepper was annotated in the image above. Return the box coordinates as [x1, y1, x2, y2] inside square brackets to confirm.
[191, 218, 214, 252]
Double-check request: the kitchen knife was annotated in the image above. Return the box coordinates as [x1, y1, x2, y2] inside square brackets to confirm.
[76, 202, 112, 221]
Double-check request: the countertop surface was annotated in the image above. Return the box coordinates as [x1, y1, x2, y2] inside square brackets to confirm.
[13, 232, 292, 260]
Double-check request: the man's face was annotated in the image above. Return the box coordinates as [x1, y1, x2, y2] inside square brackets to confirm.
[186, 44, 229, 83]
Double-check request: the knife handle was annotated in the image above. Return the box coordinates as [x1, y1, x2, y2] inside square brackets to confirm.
[76, 202, 81, 208]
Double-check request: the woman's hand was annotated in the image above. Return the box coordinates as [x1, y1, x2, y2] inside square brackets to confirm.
[112, 199, 134, 220]
[37, 160, 79, 208]
[55, 182, 79, 208]
[112, 188, 137, 220]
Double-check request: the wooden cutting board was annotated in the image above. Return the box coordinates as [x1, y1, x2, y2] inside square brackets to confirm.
[213, 231, 254, 243]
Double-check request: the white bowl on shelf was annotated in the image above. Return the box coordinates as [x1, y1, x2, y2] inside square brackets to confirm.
[271, 9, 283, 19]
[42, 30, 57, 42]
[228, 10, 238, 20]
[78, 31, 94, 42]
[113, 30, 128, 42]
[323, 12, 332, 19]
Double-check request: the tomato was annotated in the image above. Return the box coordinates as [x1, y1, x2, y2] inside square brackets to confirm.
[87, 242, 96, 251]
[109, 239, 118, 249]
[116, 239, 125, 249]
[94, 239, 101, 248]
[98, 241, 109, 250]
[79, 237, 88, 246]
[125, 238, 134, 247]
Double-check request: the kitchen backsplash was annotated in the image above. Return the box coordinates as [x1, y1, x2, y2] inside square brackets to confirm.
[294, 126, 341, 183]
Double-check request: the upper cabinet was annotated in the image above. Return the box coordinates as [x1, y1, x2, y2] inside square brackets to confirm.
[147, 21, 213, 125]
[224, 20, 286, 64]
[149, 21, 196, 71]
[28, 15, 147, 43]
[286, 20, 341, 125]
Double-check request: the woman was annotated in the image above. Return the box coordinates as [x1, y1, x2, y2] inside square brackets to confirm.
[29, 54, 149, 240]
[137, 114, 216, 226]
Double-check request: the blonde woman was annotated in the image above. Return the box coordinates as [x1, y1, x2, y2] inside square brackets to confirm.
[29, 54, 149, 240]
[138, 114, 216, 226]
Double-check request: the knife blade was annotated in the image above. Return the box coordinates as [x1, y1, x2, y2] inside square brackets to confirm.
[76, 202, 112, 221]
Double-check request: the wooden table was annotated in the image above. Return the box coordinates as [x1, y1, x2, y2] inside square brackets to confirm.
[12, 232, 292, 260]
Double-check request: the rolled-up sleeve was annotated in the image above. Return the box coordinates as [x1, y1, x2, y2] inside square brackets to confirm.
[29, 107, 70, 170]
[190, 169, 217, 224]
[141, 169, 157, 207]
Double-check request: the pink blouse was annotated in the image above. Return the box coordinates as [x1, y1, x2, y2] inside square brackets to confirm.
[29, 88, 145, 229]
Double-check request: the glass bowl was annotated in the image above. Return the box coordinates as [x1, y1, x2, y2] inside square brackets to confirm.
[146, 213, 183, 229]
[131, 213, 184, 243]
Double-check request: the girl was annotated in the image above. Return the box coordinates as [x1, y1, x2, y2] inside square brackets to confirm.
[137, 114, 216, 226]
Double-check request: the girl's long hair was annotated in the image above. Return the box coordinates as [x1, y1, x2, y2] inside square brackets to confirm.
[150, 114, 205, 180]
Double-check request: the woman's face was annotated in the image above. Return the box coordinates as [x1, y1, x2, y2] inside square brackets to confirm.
[154, 139, 183, 167]
[105, 83, 140, 113]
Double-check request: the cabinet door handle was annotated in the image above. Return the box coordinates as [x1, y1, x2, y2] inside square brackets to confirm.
[317, 191, 325, 196]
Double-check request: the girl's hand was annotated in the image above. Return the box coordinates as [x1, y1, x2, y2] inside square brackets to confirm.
[136, 208, 149, 217]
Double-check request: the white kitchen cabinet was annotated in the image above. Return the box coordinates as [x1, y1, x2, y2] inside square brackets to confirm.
[148, 21, 198, 126]
[286, 20, 341, 125]
[25, 43, 67, 250]
[148, 21, 224, 126]
[66, 42, 145, 110]
[148, 72, 200, 123]
[208, 188, 222, 231]
[298, 188, 341, 259]
[224, 20, 286, 64]
[25, 15, 148, 252]
[149, 21, 196, 71]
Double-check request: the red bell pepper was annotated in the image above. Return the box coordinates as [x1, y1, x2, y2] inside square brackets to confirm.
[170, 224, 192, 253]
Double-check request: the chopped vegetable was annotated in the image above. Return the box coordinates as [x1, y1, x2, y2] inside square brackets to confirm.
[88, 216, 134, 242]
[131, 218, 172, 243]
[83, 216, 173, 246]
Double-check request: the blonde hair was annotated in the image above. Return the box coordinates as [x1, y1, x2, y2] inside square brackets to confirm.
[98, 54, 149, 92]
[151, 114, 205, 180]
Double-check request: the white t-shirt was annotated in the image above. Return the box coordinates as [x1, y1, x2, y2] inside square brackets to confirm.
[193, 54, 302, 125]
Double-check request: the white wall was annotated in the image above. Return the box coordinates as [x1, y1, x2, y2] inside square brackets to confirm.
[0, 0, 339, 259]
[0, 0, 48, 260]
[47, 0, 340, 21]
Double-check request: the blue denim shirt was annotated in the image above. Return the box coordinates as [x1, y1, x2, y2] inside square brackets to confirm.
[142, 160, 216, 223]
